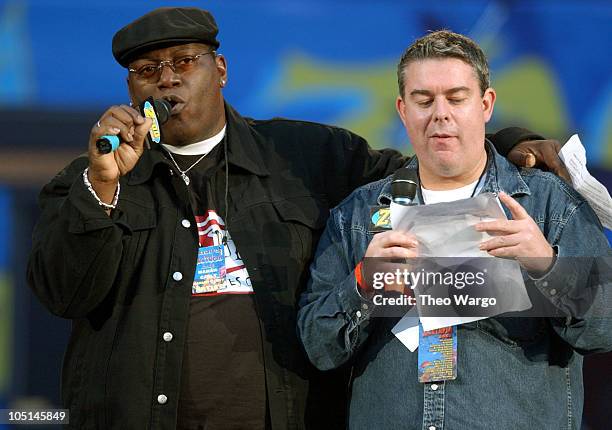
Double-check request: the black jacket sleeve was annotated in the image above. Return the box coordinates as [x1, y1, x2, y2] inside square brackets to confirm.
[319, 126, 405, 207]
[26, 156, 126, 318]
[486, 127, 545, 157]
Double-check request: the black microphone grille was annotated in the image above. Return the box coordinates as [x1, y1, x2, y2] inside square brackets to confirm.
[153, 99, 172, 124]
[391, 168, 418, 201]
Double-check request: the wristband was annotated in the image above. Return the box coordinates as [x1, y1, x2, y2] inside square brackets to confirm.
[82, 167, 120, 210]
[355, 260, 367, 292]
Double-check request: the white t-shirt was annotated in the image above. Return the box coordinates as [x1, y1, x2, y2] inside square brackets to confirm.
[421, 177, 483, 205]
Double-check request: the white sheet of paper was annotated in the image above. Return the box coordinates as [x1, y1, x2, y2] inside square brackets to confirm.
[558, 134, 612, 230]
[391, 310, 482, 352]
[391, 193, 531, 346]
[390, 193, 506, 257]
[391, 308, 420, 351]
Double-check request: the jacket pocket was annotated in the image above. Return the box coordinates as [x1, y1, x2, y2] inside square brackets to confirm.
[272, 195, 327, 229]
[116, 203, 158, 283]
[116, 198, 157, 233]
[271, 195, 328, 262]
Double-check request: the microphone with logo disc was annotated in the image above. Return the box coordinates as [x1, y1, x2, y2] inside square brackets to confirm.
[96, 98, 172, 154]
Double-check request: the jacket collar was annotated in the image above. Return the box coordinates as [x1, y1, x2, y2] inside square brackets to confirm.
[376, 139, 531, 205]
[128, 101, 269, 185]
[481, 140, 531, 197]
[223, 102, 270, 177]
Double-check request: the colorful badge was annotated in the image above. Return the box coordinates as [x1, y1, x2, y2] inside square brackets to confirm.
[418, 324, 457, 383]
[192, 245, 226, 294]
[370, 206, 391, 232]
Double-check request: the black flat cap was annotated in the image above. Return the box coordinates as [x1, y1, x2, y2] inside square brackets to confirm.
[112, 7, 220, 67]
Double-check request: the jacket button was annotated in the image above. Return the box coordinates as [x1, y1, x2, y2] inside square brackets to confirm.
[549, 288, 557, 296]
[356, 310, 362, 318]
[173, 272, 183, 281]
[157, 394, 168, 405]
[428, 426, 436, 430]
[431, 384, 438, 391]
[163, 332, 173, 342]
[181, 219, 191, 228]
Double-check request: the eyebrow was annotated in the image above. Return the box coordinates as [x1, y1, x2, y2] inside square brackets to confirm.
[136, 51, 193, 62]
[135, 45, 207, 62]
[409, 86, 472, 97]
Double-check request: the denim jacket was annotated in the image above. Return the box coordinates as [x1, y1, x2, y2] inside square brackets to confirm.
[297, 142, 612, 430]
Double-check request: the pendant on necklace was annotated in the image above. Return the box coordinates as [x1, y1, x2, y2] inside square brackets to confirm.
[181, 173, 190, 186]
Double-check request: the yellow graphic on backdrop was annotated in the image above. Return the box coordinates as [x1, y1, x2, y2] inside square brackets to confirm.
[268, 53, 611, 168]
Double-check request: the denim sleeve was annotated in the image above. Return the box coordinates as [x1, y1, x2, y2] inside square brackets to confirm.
[530, 201, 612, 353]
[297, 208, 376, 371]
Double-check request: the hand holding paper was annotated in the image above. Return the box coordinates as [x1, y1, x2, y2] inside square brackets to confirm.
[476, 191, 555, 276]
[364, 230, 419, 259]
[359, 230, 419, 296]
[389, 193, 532, 340]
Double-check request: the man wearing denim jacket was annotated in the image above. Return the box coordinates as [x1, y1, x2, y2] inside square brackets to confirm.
[298, 30, 612, 430]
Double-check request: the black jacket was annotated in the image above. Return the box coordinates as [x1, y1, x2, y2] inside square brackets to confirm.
[27, 103, 539, 429]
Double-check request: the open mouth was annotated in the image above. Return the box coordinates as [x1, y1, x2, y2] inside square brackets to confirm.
[161, 95, 186, 115]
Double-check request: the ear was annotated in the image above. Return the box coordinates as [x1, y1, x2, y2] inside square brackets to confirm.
[482, 87, 496, 123]
[396, 95, 409, 129]
[215, 54, 228, 85]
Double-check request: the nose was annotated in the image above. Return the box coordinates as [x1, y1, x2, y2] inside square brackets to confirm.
[432, 98, 450, 123]
[157, 62, 180, 88]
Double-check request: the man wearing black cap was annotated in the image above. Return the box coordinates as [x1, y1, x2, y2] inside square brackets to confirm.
[27, 7, 568, 430]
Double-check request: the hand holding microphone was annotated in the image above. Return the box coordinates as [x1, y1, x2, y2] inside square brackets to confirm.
[365, 167, 419, 259]
[88, 98, 171, 181]
[87, 98, 170, 207]
[356, 168, 420, 296]
[96, 98, 171, 154]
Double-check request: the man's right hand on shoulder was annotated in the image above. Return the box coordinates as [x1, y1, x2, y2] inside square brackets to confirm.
[87, 105, 152, 206]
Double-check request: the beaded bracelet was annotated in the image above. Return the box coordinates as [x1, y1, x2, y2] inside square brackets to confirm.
[82, 167, 120, 210]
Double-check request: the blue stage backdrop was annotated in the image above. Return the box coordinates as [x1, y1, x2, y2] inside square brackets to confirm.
[0, 1, 610, 426]
[0, 0, 611, 166]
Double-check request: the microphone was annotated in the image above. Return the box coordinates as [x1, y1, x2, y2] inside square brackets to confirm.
[96, 98, 172, 154]
[391, 168, 418, 205]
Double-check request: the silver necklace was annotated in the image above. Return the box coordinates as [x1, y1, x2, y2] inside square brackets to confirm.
[166, 151, 207, 185]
